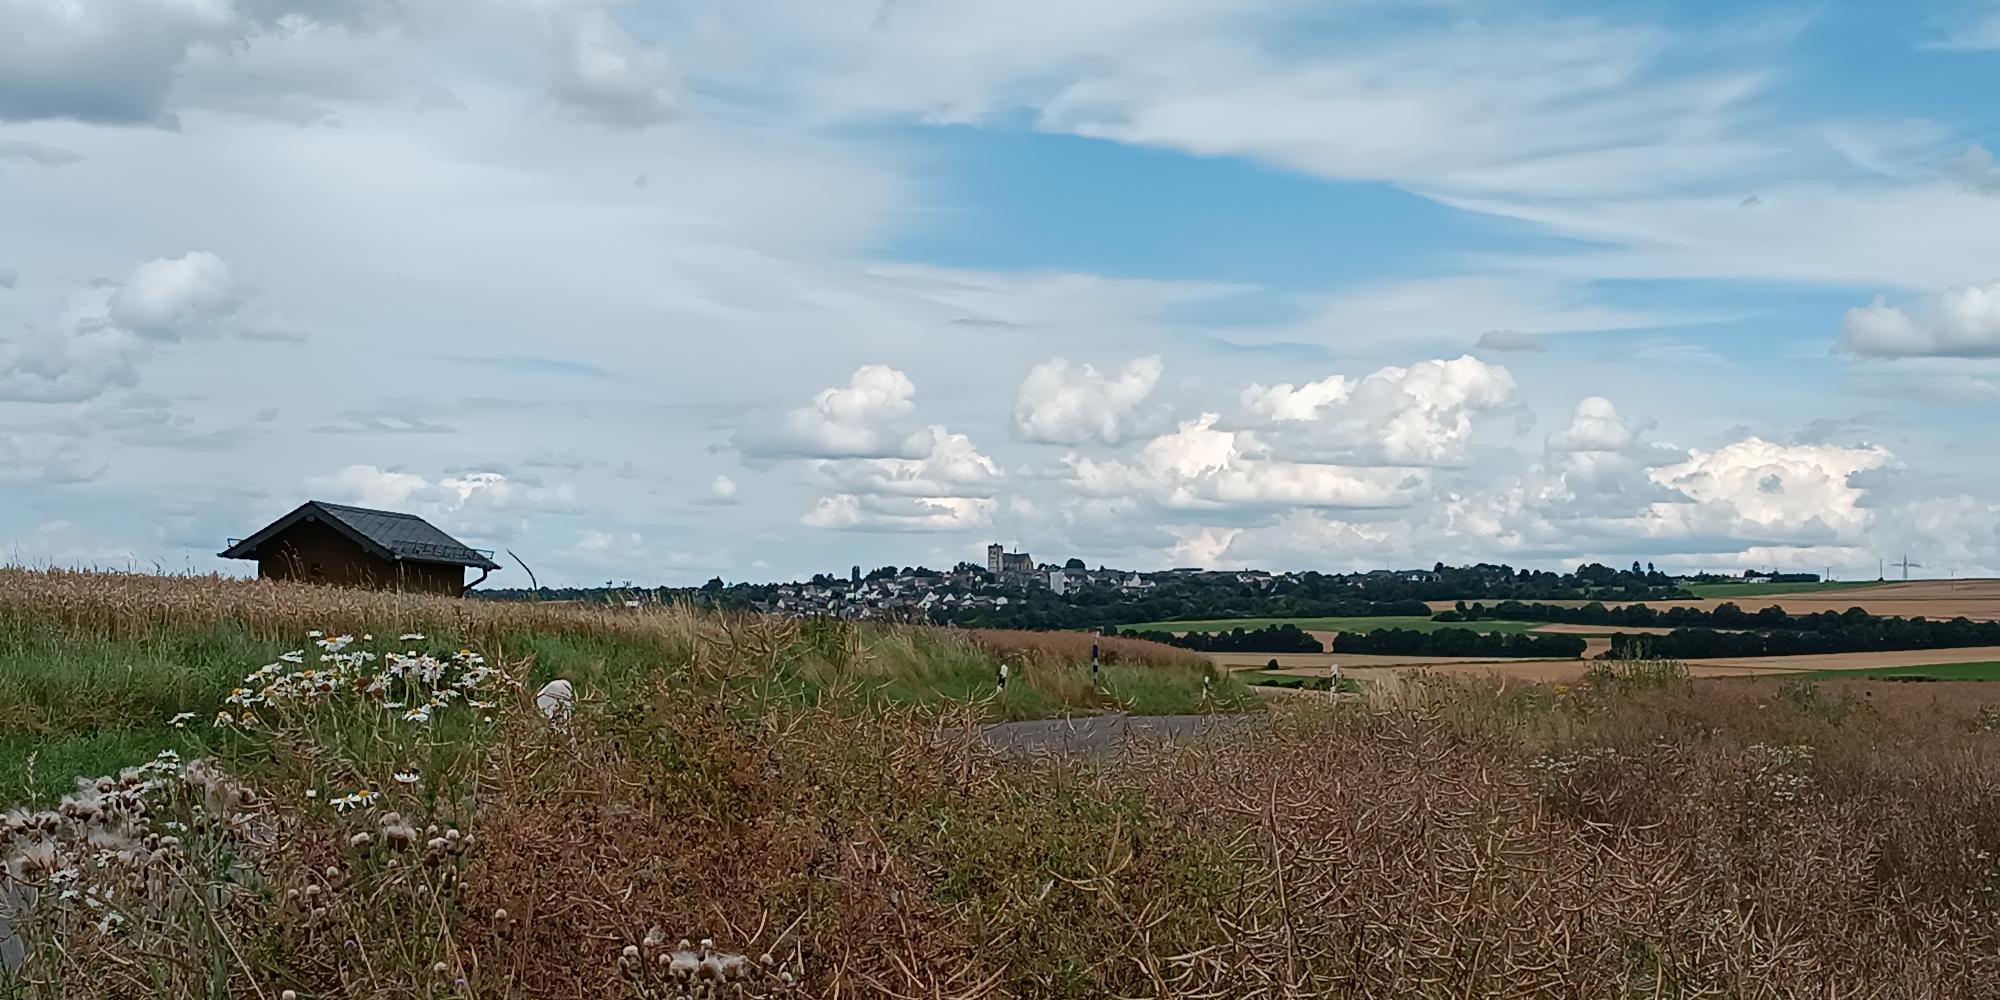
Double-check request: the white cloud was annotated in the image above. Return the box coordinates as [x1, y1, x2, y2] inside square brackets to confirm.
[308, 464, 580, 534]
[0, 251, 244, 402]
[548, 6, 676, 126]
[802, 494, 996, 533]
[1645, 438, 1891, 540]
[107, 251, 239, 340]
[806, 426, 1000, 499]
[718, 3, 1771, 202]
[704, 474, 738, 504]
[1012, 354, 1162, 446]
[0, 432, 106, 484]
[1241, 355, 1518, 466]
[735, 364, 923, 459]
[1547, 396, 1648, 453]
[1840, 281, 2000, 358]
[1064, 413, 1419, 511]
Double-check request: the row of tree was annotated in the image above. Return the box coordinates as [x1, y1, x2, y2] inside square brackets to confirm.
[1120, 624, 1325, 654]
[1441, 600, 1999, 641]
[1331, 628, 1589, 659]
[1606, 620, 2000, 659]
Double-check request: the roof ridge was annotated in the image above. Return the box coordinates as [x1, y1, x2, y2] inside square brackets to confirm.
[312, 500, 423, 519]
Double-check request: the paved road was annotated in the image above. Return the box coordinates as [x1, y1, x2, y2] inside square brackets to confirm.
[978, 712, 1257, 757]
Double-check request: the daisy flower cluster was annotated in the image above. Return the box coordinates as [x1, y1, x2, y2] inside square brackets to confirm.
[216, 630, 513, 729]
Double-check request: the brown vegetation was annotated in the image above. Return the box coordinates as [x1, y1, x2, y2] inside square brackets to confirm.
[12, 570, 2000, 997]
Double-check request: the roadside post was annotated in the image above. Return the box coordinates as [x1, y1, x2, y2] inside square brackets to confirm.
[1091, 631, 1101, 682]
[1329, 661, 1341, 700]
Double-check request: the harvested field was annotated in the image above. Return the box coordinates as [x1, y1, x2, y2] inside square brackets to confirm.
[1688, 644, 2000, 677]
[1428, 578, 2000, 620]
[1212, 651, 1571, 671]
[1277, 644, 2000, 685]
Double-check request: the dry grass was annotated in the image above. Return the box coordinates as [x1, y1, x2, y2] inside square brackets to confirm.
[11, 572, 2000, 997]
[962, 627, 1207, 670]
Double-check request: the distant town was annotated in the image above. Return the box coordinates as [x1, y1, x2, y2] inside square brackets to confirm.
[480, 544, 1821, 632]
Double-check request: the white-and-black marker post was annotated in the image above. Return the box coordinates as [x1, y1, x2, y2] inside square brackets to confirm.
[1091, 630, 1101, 682]
[1329, 660, 1341, 700]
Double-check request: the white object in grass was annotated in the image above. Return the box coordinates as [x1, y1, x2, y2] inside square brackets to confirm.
[535, 679, 574, 723]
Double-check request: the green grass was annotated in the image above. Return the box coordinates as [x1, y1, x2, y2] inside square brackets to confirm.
[0, 612, 1249, 807]
[1803, 661, 2000, 681]
[1124, 615, 1543, 635]
[1239, 671, 1362, 693]
[1682, 580, 1881, 599]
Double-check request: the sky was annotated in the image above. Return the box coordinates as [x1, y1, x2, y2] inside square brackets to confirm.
[3, 0, 2000, 586]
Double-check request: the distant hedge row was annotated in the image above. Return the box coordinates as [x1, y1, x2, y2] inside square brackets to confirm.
[1332, 628, 1587, 659]
[1606, 624, 2000, 660]
[1440, 599, 2000, 657]
[1123, 624, 1325, 654]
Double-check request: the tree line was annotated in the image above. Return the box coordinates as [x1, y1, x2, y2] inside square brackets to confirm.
[1606, 619, 2000, 659]
[1120, 624, 1325, 654]
[1331, 628, 1588, 659]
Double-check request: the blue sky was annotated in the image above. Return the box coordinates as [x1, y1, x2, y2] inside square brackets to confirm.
[2, 0, 1999, 584]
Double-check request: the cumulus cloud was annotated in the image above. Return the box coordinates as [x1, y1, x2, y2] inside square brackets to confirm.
[734, 364, 923, 459]
[1646, 438, 1891, 540]
[1063, 413, 1419, 511]
[1547, 396, 1650, 453]
[802, 426, 1003, 532]
[701, 474, 739, 505]
[107, 251, 239, 340]
[1241, 355, 1518, 466]
[807, 426, 1000, 498]
[549, 6, 676, 126]
[802, 494, 995, 532]
[1012, 355, 1162, 445]
[1840, 281, 2000, 358]
[0, 251, 242, 403]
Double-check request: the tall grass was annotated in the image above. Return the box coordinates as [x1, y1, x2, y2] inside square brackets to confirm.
[0, 571, 1237, 804]
[13, 573, 2000, 997]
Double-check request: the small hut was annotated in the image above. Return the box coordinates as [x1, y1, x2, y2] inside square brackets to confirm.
[219, 501, 500, 596]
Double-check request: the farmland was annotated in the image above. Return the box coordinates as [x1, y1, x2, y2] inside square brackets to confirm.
[1427, 578, 2000, 619]
[1125, 614, 1539, 635]
[9, 569, 2000, 996]
[1682, 580, 1882, 598]
[1802, 661, 2000, 681]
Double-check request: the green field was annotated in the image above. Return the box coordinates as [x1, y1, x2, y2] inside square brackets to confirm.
[1683, 580, 1881, 599]
[1124, 615, 1542, 635]
[1804, 661, 2000, 681]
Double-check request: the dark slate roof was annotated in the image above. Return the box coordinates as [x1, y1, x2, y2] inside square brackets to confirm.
[219, 501, 501, 570]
